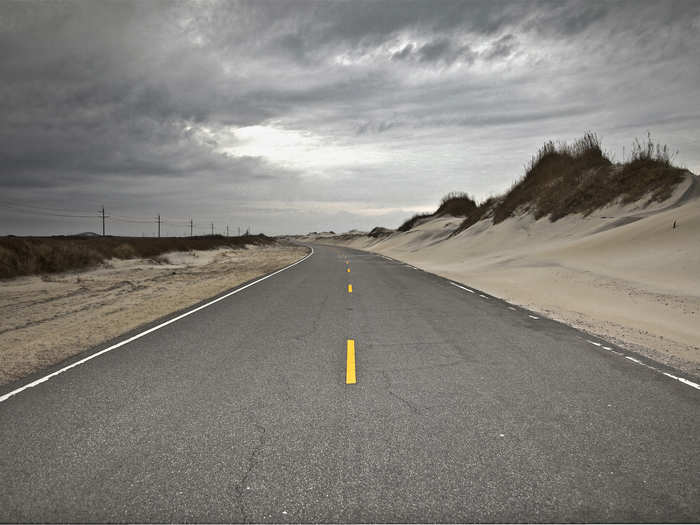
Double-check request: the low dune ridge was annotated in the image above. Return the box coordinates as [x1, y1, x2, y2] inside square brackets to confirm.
[0, 234, 277, 279]
[309, 156, 700, 376]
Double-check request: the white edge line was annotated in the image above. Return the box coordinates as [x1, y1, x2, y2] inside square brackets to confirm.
[0, 247, 314, 404]
[528, 315, 539, 320]
[450, 282, 475, 293]
[586, 339, 699, 391]
[479, 294, 488, 299]
[663, 372, 700, 390]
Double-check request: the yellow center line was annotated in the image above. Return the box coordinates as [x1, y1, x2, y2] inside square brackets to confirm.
[347, 268, 350, 273]
[346, 339, 356, 384]
[347, 284, 352, 293]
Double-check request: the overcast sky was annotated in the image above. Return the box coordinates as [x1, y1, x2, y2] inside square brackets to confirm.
[1, 0, 699, 236]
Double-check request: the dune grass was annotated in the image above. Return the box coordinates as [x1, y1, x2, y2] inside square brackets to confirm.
[449, 132, 685, 235]
[397, 213, 433, 232]
[435, 192, 477, 216]
[0, 234, 276, 279]
[397, 192, 478, 232]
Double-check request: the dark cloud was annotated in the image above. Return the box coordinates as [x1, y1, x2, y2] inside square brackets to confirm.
[391, 43, 414, 61]
[1, 0, 699, 235]
[389, 38, 476, 65]
[482, 34, 518, 60]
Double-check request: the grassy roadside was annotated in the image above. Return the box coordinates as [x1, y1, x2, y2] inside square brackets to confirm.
[0, 234, 276, 279]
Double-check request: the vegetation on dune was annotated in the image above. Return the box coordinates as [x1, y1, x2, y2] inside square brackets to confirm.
[0, 234, 275, 279]
[444, 132, 685, 236]
[368, 226, 394, 238]
[491, 132, 612, 223]
[434, 192, 477, 217]
[397, 192, 478, 232]
[453, 197, 500, 234]
[397, 213, 433, 232]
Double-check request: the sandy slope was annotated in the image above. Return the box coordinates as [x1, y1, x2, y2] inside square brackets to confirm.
[0, 244, 308, 385]
[319, 174, 700, 376]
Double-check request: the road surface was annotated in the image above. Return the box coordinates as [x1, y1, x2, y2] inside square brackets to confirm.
[1, 244, 698, 522]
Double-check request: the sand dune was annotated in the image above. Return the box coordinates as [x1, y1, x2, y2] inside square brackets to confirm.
[320, 173, 700, 376]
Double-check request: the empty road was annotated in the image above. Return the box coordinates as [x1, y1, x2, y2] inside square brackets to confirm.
[1, 244, 699, 522]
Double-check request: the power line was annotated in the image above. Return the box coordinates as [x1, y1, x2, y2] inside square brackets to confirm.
[0, 199, 96, 216]
[1, 202, 98, 219]
[2, 198, 251, 237]
[1, 199, 191, 225]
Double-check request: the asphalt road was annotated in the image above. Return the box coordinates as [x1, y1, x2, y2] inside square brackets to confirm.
[1, 244, 699, 522]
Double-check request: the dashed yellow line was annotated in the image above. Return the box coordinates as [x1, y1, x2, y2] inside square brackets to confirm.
[348, 284, 352, 293]
[346, 339, 356, 384]
[347, 268, 350, 273]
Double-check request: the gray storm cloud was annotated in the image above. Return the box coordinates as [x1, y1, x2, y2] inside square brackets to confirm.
[1, 0, 699, 235]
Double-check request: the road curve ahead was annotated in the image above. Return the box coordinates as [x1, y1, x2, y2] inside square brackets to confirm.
[1, 244, 698, 522]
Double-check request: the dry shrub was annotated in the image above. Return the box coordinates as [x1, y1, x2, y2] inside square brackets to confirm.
[453, 197, 499, 235]
[493, 131, 611, 223]
[451, 131, 685, 234]
[397, 193, 477, 232]
[113, 243, 138, 259]
[397, 213, 433, 232]
[435, 192, 477, 217]
[0, 234, 276, 279]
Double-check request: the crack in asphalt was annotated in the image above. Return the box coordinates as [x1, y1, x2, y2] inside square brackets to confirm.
[382, 370, 422, 415]
[388, 389, 422, 414]
[234, 423, 267, 523]
[290, 293, 329, 342]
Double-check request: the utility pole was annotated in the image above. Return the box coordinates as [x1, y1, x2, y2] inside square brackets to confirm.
[190, 218, 193, 237]
[211, 222, 214, 236]
[238, 227, 241, 237]
[101, 206, 106, 236]
[226, 225, 229, 237]
[157, 214, 161, 238]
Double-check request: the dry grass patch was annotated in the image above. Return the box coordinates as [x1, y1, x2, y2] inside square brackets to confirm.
[452, 132, 685, 235]
[0, 234, 275, 279]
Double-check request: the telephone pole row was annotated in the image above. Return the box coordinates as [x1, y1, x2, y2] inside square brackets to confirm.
[98, 208, 248, 238]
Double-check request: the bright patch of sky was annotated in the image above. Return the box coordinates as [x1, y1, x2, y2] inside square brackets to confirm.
[218, 124, 389, 175]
